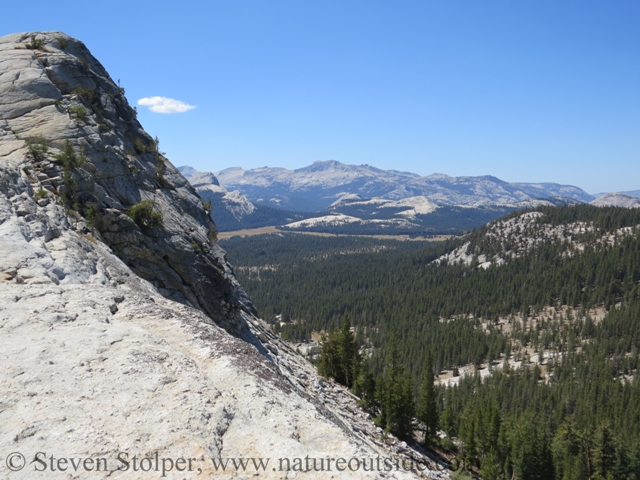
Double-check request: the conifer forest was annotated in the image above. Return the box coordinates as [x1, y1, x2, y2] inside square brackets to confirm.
[222, 205, 640, 479]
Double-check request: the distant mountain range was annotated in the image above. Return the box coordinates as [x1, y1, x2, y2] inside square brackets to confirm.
[178, 166, 309, 231]
[180, 161, 638, 233]
[213, 160, 593, 211]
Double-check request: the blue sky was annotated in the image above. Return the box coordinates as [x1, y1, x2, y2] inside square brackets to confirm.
[2, 1, 639, 193]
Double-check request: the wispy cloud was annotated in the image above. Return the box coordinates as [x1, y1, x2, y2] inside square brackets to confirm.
[137, 96, 196, 114]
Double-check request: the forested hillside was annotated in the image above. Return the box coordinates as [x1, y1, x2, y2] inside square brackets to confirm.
[221, 205, 640, 479]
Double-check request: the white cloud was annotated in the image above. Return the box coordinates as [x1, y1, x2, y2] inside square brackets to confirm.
[137, 96, 196, 114]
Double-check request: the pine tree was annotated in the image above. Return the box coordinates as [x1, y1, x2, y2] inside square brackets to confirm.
[318, 330, 342, 381]
[385, 372, 415, 440]
[464, 418, 478, 470]
[441, 387, 455, 435]
[377, 334, 415, 439]
[353, 360, 376, 411]
[417, 351, 439, 446]
[518, 423, 554, 480]
[611, 441, 632, 480]
[480, 449, 502, 480]
[338, 314, 360, 387]
[593, 425, 616, 480]
[317, 314, 360, 387]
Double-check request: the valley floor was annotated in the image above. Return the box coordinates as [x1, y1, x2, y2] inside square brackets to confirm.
[218, 227, 452, 242]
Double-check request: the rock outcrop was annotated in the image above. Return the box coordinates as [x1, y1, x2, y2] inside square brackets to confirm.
[590, 192, 640, 208]
[0, 32, 446, 479]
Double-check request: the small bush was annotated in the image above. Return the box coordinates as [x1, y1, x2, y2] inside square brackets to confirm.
[438, 436, 458, 453]
[55, 139, 84, 169]
[69, 106, 87, 121]
[127, 200, 163, 230]
[191, 242, 205, 254]
[152, 136, 168, 185]
[55, 140, 84, 206]
[56, 37, 68, 50]
[79, 232, 97, 244]
[72, 86, 103, 114]
[156, 158, 165, 184]
[201, 198, 213, 215]
[72, 86, 95, 103]
[22, 166, 32, 176]
[35, 189, 47, 200]
[25, 35, 46, 50]
[85, 205, 103, 230]
[134, 138, 147, 154]
[25, 137, 48, 161]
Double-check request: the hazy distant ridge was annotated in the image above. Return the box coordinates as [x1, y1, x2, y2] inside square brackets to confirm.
[212, 160, 594, 211]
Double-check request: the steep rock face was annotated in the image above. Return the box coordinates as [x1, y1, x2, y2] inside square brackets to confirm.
[0, 32, 445, 479]
[0, 31, 256, 339]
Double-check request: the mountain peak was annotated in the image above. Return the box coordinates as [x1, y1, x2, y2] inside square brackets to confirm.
[299, 159, 344, 172]
[178, 166, 220, 187]
[312, 159, 341, 166]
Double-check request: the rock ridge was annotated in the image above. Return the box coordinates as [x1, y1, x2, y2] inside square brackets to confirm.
[0, 31, 258, 341]
[0, 32, 446, 479]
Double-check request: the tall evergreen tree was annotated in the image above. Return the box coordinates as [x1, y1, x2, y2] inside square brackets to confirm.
[384, 372, 415, 440]
[517, 422, 554, 480]
[375, 334, 415, 439]
[317, 330, 342, 380]
[338, 313, 360, 387]
[353, 360, 377, 411]
[463, 418, 478, 470]
[593, 425, 616, 480]
[418, 351, 439, 446]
